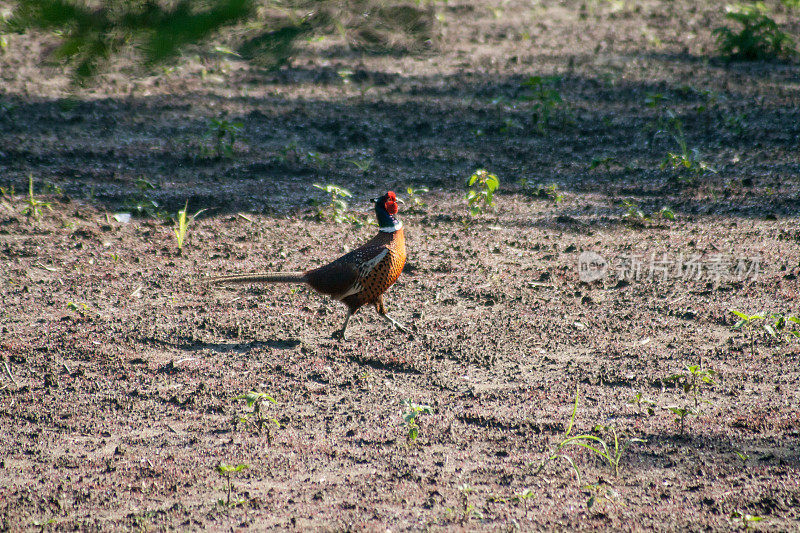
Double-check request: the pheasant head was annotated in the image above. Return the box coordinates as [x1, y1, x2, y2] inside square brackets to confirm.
[373, 191, 402, 232]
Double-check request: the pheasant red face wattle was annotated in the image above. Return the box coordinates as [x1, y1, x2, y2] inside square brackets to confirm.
[383, 191, 398, 215]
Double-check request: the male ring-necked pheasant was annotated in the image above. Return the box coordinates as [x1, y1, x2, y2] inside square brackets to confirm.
[205, 191, 407, 340]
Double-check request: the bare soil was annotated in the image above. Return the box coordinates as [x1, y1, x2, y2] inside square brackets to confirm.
[1, 0, 799, 530]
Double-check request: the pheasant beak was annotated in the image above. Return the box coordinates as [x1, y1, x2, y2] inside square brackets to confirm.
[395, 198, 405, 204]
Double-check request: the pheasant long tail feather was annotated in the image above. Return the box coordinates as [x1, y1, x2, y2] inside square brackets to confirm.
[203, 272, 307, 284]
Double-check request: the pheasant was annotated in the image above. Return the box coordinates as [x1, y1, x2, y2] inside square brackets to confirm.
[205, 191, 408, 340]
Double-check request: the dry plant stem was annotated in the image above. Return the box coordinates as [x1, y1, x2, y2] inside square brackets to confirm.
[3, 361, 19, 387]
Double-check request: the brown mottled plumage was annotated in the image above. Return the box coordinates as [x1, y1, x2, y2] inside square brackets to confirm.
[204, 191, 408, 339]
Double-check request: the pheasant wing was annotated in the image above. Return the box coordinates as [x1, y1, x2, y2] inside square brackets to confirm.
[304, 245, 388, 298]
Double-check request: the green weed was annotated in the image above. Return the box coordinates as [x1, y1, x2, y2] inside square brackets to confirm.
[659, 113, 715, 181]
[347, 157, 373, 172]
[401, 399, 432, 443]
[466, 169, 499, 216]
[456, 484, 482, 523]
[235, 391, 279, 443]
[730, 510, 765, 529]
[666, 364, 716, 408]
[588, 156, 617, 171]
[723, 112, 747, 135]
[644, 92, 667, 108]
[714, 3, 797, 61]
[523, 181, 564, 205]
[584, 481, 624, 513]
[520, 75, 564, 133]
[174, 201, 188, 252]
[500, 117, 524, 134]
[621, 199, 646, 222]
[667, 405, 694, 436]
[66, 301, 90, 317]
[731, 309, 800, 343]
[205, 117, 243, 158]
[22, 175, 52, 220]
[734, 450, 750, 467]
[535, 385, 644, 480]
[406, 186, 429, 209]
[512, 488, 536, 517]
[628, 391, 656, 416]
[122, 177, 165, 219]
[173, 201, 205, 253]
[216, 463, 248, 507]
[313, 183, 362, 225]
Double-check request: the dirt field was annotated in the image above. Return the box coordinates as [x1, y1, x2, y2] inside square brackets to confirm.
[1, 0, 800, 530]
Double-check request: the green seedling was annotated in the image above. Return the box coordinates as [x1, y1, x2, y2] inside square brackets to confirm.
[347, 157, 373, 172]
[658, 113, 715, 181]
[312, 183, 362, 225]
[621, 199, 646, 222]
[122, 177, 165, 219]
[763, 313, 800, 340]
[667, 405, 693, 436]
[303, 151, 326, 168]
[466, 169, 500, 216]
[456, 484, 482, 523]
[729, 309, 796, 354]
[570, 424, 645, 478]
[723, 112, 746, 135]
[628, 391, 656, 416]
[667, 364, 716, 408]
[644, 92, 668, 108]
[278, 140, 299, 163]
[734, 450, 750, 466]
[401, 399, 432, 443]
[714, 3, 797, 61]
[66, 301, 90, 317]
[500, 117, 524, 134]
[584, 482, 623, 513]
[174, 201, 188, 252]
[32, 518, 56, 532]
[22, 175, 52, 220]
[731, 309, 764, 330]
[512, 488, 535, 518]
[405, 186, 429, 209]
[520, 75, 564, 133]
[235, 391, 279, 443]
[523, 181, 564, 205]
[730, 510, 765, 529]
[205, 118, 243, 158]
[588, 156, 617, 170]
[535, 385, 645, 480]
[173, 201, 206, 253]
[659, 207, 676, 220]
[216, 463, 248, 507]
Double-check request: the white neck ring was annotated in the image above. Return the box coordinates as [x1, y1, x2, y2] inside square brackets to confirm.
[379, 221, 403, 233]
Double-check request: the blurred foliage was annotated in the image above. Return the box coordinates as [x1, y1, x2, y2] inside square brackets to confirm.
[3, 0, 437, 83]
[714, 2, 797, 61]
